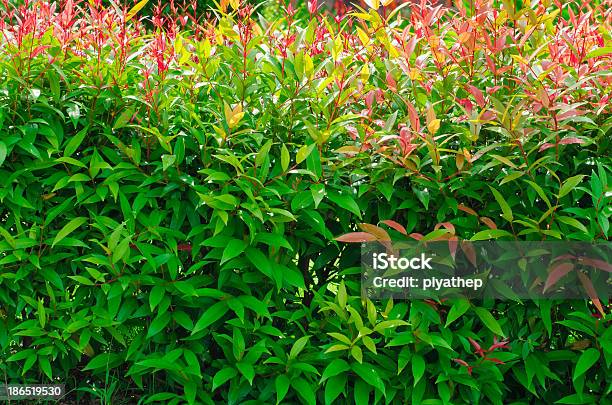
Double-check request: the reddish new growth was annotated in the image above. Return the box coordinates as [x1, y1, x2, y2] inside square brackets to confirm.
[454, 336, 510, 375]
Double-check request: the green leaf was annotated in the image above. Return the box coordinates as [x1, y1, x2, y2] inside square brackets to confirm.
[221, 239, 247, 264]
[64, 126, 88, 157]
[573, 348, 600, 382]
[52, 217, 88, 247]
[328, 332, 352, 345]
[281, 144, 290, 172]
[162, 154, 176, 171]
[212, 367, 237, 391]
[470, 229, 513, 241]
[192, 301, 228, 334]
[291, 378, 316, 405]
[327, 191, 362, 219]
[445, 299, 470, 327]
[112, 238, 130, 263]
[147, 312, 171, 338]
[126, 0, 150, 21]
[245, 247, 272, 278]
[362, 336, 376, 354]
[500, 171, 524, 185]
[37, 299, 46, 328]
[311, 184, 325, 208]
[324, 374, 346, 405]
[0, 141, 7, 167]
[489, 186, 513, 222]
[555, 393, 597, 404]
[256, 139, 273, 166]
[354, 378, 371, 405]
[558, 175, 586, 199]
[0, 225, 16, 249]
[68, 275, 94, 286]
[7, 349, 35, 362]
[474, 307, 504, 336]
[275, 374, 290, 404]
[585, 46, 611, 59]
[236, 362, 255, 385]
[556, 216, 589, 234]
[296, 144, 316, 164]
[351, 345, 363, 363]
[149, 285, 165, 311]
[289, 335, 310, 360]
[337, 281, 347, 309]
[321, 359, 350, 382]
[524, 180, 552, 208]
[39, 356, 52, 379]
[412, 354, 425, 386]
[83, 353, 118, 371]
[352, 363, 386, 396]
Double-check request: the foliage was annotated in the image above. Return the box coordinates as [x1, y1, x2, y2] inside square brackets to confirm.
[0, 0, 610, 403]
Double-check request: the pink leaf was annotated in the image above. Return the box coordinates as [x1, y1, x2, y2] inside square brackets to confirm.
[559, 137, 585, 145]
[448, 236, 458, 260]
[577, 272, 605, 317]
[488, 339, 510, 351]
[466, 84, 485, 107]
[479, 217, 497, 230]
[458, 204, 478, 217]
[358, 224, 391, 241]
[381, 220, 408, 235]
[468, 337, 484, 357]
[461, 241, 477, 266]
[539, 143, 555, 152]
[335, 232, 377, 243]
[580, 257, 612, 272]
[405, 101, 420, 133]
[453, 358, 469, 367]
[435, 222, 456, 234]
[386, 71, 397, 92]
[543, 262, 574, 293]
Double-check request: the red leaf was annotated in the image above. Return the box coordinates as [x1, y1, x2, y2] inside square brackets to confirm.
[577, 272, 605, 317]
[557, 109, 585, 120]
[558, 137, 585, 145]
[458, 204, 478, 216]
[386, 71, 397, 92]
[479, 217, 497, 230]
[485, 357, 505, 364]
[461, 241, 477, 267]
[448, 236, 458, 260]
[580, 257, 612, 272]
[543, 262, 574, 293]
[453, 358, 469, 367]
[409, 233, 423, 241]
[335, 232, 377, 243]
[381, 220, 408, 235]
[405, 100, 420, 133]
[466, 84, 485, 107]
[177, 244, 192, 252]
[435, 222, 456, 234]
[358, 224, 391, 241]
[488, 339, 510, 351]
[468, 337, 484, 357]
[539, 143, 555, 152]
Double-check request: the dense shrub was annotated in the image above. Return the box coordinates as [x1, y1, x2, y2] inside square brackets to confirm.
[0, 0, 610, 403]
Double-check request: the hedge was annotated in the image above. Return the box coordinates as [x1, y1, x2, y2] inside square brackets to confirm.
[0, 0, 610, 404]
